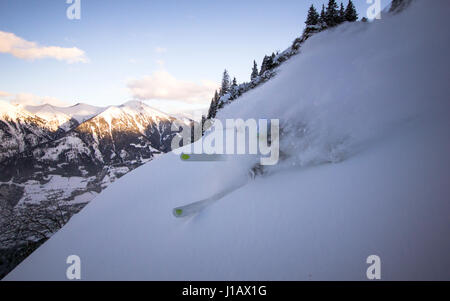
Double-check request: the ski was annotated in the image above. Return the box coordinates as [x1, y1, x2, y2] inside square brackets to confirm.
[180, 153, 228, 162]
[173, 181, 248, 218]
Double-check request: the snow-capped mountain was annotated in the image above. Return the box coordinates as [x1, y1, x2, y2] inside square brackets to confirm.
[0, 102, 108, 163]
[1, 100, 192, 188]
[23, 104, 76, 132]
[76, 101, 178, 156]
[0, 101, 59, 162]
[24, 103, 106, 131]
[53, 103, 106, 124]
[5, 0, 450, 281]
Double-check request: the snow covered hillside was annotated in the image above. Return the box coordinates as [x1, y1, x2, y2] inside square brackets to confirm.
[0, 101, 57, 162]
[6, 0, 450, 280]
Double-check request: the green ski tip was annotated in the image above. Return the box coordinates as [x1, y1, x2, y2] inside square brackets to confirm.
[181, 154, 190, 161]
[175, 209, 183, 216]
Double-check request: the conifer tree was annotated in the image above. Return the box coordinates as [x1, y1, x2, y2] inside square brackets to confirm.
[215, 89, 220, 101]
[207, 99, 215, 120]
[201, 115, 207, 135]
[220, 69, 231, 96]
[325, 0, 339, 27]
[207, 90, 220, 119]
[319, 4, 326, 24]
[345, 0, 358, 22]
[305, 4, 319, 26]
[231, 77, 237, 90]
[260, 55, 269, 76]
[338, 2, 345, 23]
[251, 60, 259, 80]
[260, 53, 276, 76]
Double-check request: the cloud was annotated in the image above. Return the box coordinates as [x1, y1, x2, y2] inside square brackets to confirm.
[0, 91, 11, 99]
[127, 70, 218, 104]
[154, 47, 167, 54]
[0, 31, 87, 63]
[9, 92, 70, 107]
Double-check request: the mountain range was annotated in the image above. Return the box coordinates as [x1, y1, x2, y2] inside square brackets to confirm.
[0, 100, 193, 221]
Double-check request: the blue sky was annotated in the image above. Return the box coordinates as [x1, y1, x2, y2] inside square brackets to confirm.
[0, 0, 390, 113]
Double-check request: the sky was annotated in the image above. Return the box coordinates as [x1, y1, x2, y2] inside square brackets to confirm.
[0, 0, 390, 114]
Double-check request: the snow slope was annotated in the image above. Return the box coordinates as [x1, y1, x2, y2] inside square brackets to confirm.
[5, 0, 450, 280]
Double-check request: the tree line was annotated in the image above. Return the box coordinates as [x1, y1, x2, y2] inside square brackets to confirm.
[306, 0, 358, 27]
[207, 0, 360, 121]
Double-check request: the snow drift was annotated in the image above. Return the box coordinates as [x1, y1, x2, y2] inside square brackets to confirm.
[5, 0, 450, 280]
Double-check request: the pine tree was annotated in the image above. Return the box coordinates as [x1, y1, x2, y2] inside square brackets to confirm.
[325, 0, 339, 27]
[251, 60, 259, 80]
[207, 90, 220, 119]
[259, 55, 269, 76]
[231, 77, 237, 90]
[230, 77, 238, 99]
[220, 69, 231, 96]
[345, 0, 358, 22]
[215, 89, 220, 101]
[305, 4, 319, 26]
[260, 54, 276, 76]
[338, 2, 345, 23]
[207, 99, 215, 120]
[201, 115, 207, 135]
[319, 4, 326, 24]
